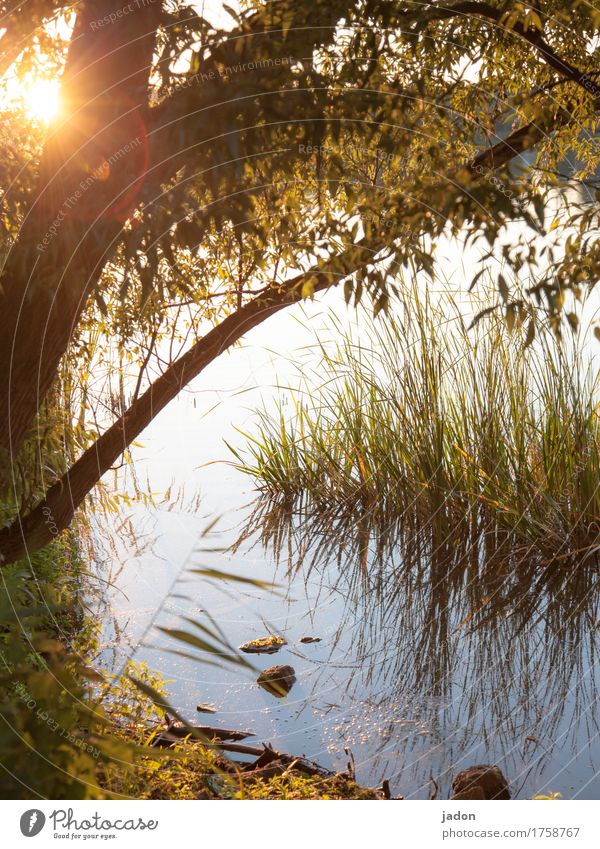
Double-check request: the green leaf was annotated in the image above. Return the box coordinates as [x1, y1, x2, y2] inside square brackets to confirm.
[156, 626, 254, 670]
[506, 303, 516, 334]
[187, 567, 280, 590]
[302, 278, 315, 299]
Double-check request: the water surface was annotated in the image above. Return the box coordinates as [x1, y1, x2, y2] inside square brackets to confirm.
[92, 296, 600, 799]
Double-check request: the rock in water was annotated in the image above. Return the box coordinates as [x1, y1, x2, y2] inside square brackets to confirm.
[196, 703, 216, 714]
[451, 765, 510, 800]
[257, 664, 296, 697]
[239, 635, 287, 654]
[299, 636, 321, 644]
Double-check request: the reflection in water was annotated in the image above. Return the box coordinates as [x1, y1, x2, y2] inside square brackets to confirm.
[237, 497, 600, 798]
[92, 475, 599, 799]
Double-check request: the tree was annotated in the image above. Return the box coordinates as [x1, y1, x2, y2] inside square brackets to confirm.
[1, 0, 600, 564]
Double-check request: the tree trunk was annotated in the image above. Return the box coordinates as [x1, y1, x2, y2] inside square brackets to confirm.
[0, 0, 551, 564]
[0, 0, 161, 458]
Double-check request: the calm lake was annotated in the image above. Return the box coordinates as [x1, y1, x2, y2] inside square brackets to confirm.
[91, 289, 600, 800]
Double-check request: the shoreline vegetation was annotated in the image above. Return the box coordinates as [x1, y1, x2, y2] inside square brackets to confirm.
[1, 284, 589, 800]
[233, 286, 600, 570]
[0, 523, 385, 799]
[0, 524, 535, 801]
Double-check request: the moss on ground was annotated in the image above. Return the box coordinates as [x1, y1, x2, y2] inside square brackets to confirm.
[99, 737, 381, 799]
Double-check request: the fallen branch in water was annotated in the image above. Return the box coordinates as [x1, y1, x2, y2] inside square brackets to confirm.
[148, 721, 394, 796]
[161, 716, 255, 742]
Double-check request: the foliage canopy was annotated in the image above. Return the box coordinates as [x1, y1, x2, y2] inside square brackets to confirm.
[1, 0, 600, 557]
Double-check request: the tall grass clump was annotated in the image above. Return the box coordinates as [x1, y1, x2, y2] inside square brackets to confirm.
[232, 283, 600, 569]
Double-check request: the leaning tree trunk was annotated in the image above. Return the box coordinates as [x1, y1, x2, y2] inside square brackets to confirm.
[0, 0, 162, 459]
[0, 112, 547, 566]
[0, 228, 390, 566]
[0, 268, 338, 565]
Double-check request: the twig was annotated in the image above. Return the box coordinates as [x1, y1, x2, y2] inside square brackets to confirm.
[429, 775, 440, 800]
[344, 746, 356, 781]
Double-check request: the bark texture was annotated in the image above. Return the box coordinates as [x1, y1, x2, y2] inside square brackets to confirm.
[0, 0, 161, 457]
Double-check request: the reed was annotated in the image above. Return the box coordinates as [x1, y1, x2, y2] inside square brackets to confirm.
[232, 282, 600, 567]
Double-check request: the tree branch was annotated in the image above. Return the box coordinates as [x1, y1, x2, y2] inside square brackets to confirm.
[0, 98, 566, 566]
[418, 2, 589, 91]
[0, 241, 380, 565]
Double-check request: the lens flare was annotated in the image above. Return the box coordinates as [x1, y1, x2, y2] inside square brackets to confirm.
[23, 78, 61, 123]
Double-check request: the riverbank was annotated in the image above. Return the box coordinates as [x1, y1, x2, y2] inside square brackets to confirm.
[0, 527, 571, 800]
[99, 730, 384, 800]
[0, 530, 102, 798]
[0, 530, 382, 800]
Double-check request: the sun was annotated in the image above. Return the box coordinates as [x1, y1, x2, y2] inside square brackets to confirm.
[22, 78, 61, 124]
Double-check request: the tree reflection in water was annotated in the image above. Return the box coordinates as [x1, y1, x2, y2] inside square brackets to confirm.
[236, 496, 600, 798]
